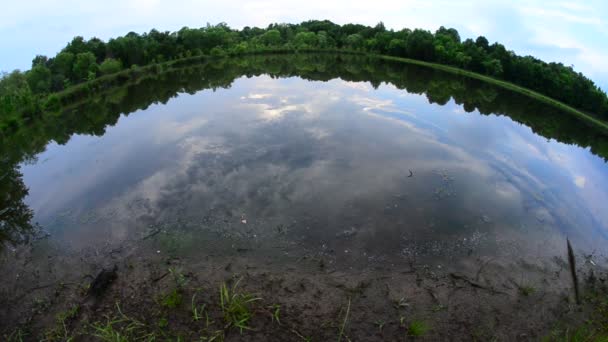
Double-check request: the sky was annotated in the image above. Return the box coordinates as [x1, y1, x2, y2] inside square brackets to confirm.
[1, 0, 607, 89]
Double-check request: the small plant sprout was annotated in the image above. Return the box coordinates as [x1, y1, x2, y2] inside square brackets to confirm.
[161, 288, 183, 309]
[374, 319, 386, 332]
[394, 297, 410, 309]
[519, 285, 536, 297]
[269, 304, 281, 325]
[219, 278, 261, 334]
[168, 267, 188, 288]
[432, 304, 447, 312]
[400, 316, 406, 327]
[191, 293, 207, 321]
[408, 320, 430, 337]
[158, 317, 169, 328]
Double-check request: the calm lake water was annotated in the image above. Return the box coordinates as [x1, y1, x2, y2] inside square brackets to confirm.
[3, 54, 608, 270]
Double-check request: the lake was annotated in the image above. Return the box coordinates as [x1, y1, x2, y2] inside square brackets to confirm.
[2, 54, 608, 340]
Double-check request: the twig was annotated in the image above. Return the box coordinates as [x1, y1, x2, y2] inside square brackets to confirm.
[291, 327, 309, 341]
[142, 229, 161, 240]
[567, 238, 580, 304]
[475, 257, 495, 282]
[338, 297, 351, 342]
[449, 273, 507, 295]
[152, 271, 170, 283]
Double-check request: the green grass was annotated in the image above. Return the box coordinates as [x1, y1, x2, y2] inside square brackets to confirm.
[157, 317, 168, 329]
[92, 321, 129, 342]
[41, 304, 81, 341]
[191, 293, 207, 322]
[91, 303, 154, 342]
[543, 287, 608, 342]
[5, 329, 26, 342]
[161, 288, 183, 309]
[408, 320, 430, 337]
[219, 278, 261, 334]
[519, 285, 536, 297]
[544, 326, 608, 342]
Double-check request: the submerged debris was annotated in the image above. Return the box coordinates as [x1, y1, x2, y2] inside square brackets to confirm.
[336, 227, 358, 238]
[89, 265, 118, 297]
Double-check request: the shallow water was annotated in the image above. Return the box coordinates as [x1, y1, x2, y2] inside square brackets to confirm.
[3, 54, 608, 271]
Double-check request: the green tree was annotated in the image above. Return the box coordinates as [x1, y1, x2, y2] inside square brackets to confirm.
[63, 36, 89, 55]
[50, 52, 75, 80]
[406, 29, 435, 61]
[31, 55, 48, 68]
[482, 58, 503, 77]
[475, 36, 490, 51]
[294, 31, 317, 48]
[73, 52, 98, 82]
[99, 58, 123, 75]
[345, 34, 363, 49]
[316, 31, 333, 48]
[260, 29, 281, 46]
[26, 64, 52, 94]
[388, 39, 407, 56]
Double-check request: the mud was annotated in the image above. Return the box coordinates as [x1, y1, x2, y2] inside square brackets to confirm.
[1, 231, 606, 341]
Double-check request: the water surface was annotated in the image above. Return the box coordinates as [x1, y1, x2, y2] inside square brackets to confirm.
[3, 54, 608, 270]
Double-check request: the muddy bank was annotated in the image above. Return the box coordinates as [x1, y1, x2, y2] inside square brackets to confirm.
[1, 236, 606, 341]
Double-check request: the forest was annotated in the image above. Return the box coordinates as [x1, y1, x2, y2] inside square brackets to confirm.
[1, 20, 608, 127]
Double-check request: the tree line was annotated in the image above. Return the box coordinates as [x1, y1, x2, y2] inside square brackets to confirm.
[1, 20, 608, 123]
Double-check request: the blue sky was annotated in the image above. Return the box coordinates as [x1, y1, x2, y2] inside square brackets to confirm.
[1, 0, 607, 89]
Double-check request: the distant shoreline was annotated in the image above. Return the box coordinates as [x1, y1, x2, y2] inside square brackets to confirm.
[45, 50, 608, 132]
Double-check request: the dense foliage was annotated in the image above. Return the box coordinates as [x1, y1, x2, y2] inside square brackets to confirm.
[1, 20, 608, 123]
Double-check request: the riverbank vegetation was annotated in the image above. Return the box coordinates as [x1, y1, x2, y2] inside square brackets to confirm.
[1, 20, 608, 128]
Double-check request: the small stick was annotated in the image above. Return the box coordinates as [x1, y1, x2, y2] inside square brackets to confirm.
[142, 229, 161, 240]
[152, 271, 170, 283]
[338, 297, 351, 342]
[567, 238, 580, 304]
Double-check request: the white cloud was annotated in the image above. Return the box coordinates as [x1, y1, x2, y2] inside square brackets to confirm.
[521, 6, 603, 26]
[574, 175, 586, 188]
